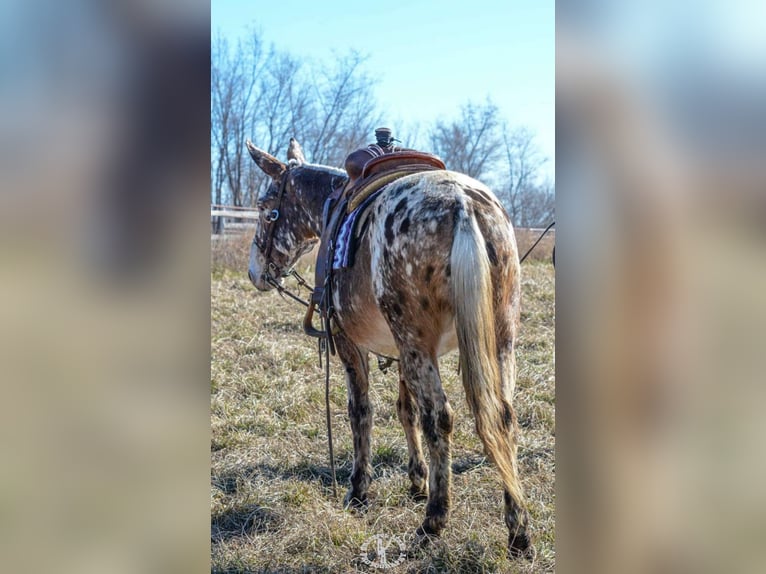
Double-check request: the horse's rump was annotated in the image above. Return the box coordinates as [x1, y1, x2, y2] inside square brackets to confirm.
[333, 170, 518, 360]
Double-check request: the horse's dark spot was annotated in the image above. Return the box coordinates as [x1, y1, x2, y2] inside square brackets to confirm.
[383, 248, 390, 263]
[394, 197, 408, 215]
[396, 290, 406, 305]
[445, 264, 451, 277]
[437, 408, 453, 432]
[393, 303, 402, 316]
[424, 265, 434, 282]
[409, 458, 428, 480]
[424, 499, 449, 529]
[385, 213, 395, 244]
[486, 241, 499, 266]
[399, 218, 410, 234]
[409, 351, 418, 360]
[502, 402, 515, 431]
[391, 180, 418, 197]
[422, 415, 437, 444]
[420, 297, 429, 310]
[416, 328, 423, 338]
[465, 187, 496, 208]
[349, 400, 371, 421]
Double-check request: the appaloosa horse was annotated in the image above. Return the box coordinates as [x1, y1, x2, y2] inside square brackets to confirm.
[245, 138, 532, 558]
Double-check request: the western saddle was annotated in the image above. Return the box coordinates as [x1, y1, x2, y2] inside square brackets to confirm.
[303, 150, 446, 345]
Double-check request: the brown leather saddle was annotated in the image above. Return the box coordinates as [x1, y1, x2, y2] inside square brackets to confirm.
[303, 151, 446, 343]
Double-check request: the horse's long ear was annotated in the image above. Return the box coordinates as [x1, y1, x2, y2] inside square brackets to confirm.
[246, 140, 286, 179]
[287, 138, 306, 164]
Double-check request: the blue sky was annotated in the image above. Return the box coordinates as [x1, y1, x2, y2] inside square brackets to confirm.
[212, 0, 554, 180]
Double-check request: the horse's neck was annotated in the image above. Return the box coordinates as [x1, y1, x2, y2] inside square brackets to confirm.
[304, 192, 329, 237]
[298, 168, 346, 236]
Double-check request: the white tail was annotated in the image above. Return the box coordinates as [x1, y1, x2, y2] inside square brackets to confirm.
[450, 205, 525, 506]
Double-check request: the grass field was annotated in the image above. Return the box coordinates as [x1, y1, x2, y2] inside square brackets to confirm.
[211, 238, 555, 573]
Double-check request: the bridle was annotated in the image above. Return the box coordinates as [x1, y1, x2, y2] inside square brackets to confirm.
[253, 166, 291, 282]
[251, 165, 316, 306]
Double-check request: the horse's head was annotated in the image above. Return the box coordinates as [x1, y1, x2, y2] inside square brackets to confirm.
[246, 138, 346, 291]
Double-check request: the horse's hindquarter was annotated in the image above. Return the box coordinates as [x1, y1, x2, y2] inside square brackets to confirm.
[332, 170, 517, 358]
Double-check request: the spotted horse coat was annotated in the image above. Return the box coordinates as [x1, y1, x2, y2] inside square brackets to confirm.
[245, 138, 532, 559]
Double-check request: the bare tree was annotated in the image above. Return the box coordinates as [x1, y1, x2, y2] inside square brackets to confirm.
[428, 99, 503, 180]
[304, 51, 381, 167]
[211, 30, 266, 207]
[499, 126, 551, 226]
[211, 34, 230, 215]
[211, 34, 556, 230]
[515, 179, 555, 227]
[244, 49, 312, 205]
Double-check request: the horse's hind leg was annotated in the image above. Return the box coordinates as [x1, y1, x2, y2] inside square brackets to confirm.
[400, 350, 454, 537]
[396, 375, 428, 500]
[334, 335, 372, 509]
[496, 342, 533, 558]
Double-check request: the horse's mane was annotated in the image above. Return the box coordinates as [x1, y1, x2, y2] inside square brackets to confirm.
[296, 162, 346, 178]
[292, 163, 348, 199]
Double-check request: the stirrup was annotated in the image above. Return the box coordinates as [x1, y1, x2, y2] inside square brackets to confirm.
[303, 299, 327, 339]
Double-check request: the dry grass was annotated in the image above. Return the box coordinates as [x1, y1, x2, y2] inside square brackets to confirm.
[211, 243, 555, 573]
[514, 228, 555, 264]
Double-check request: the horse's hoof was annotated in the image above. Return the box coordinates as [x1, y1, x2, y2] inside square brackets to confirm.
[409, 484, 429, 502]
[343, 492, 369, 511]
[508, 532, 535, 561]
[412, 525, 440, 548]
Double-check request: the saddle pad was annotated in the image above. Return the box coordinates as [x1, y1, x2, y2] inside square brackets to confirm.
[332, 188, 384, 270]
[347, 165, 438, 213]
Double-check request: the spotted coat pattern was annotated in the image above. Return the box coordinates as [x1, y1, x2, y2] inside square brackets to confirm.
[246, 139, 532, 558]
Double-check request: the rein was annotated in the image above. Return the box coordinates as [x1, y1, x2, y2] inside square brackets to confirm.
[255, 167, 339, 499]
[264, 269, 312, 308]
[519, 220, 556, 264]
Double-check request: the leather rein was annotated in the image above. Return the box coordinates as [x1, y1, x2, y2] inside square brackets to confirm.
[251, 165, 338, 498]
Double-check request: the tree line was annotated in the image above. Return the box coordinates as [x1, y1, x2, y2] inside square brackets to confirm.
[212, 30, 554, 228]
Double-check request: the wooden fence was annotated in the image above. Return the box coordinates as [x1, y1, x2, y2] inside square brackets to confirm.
[211, 205, 554, 261]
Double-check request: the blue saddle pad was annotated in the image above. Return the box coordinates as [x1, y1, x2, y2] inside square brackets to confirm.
[332, 190, 382, 270]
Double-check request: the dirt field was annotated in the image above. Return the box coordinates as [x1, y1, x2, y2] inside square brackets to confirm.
[211, 240, 555, 573]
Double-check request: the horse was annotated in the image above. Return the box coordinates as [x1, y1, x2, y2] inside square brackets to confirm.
[245, 137, 532, 558]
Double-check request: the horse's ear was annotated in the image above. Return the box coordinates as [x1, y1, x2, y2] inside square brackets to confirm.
[287, 138, 306, 164]
[246, 140, 286, 179]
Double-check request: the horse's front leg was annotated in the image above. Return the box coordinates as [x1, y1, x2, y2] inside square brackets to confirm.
[334, 334, 372, 509]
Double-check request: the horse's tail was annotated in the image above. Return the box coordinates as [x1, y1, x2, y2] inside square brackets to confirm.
[450, 203, 524, 506]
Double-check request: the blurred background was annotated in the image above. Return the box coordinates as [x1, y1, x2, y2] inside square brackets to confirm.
[0, 1, 210, 573]
[1, 0, 764, 572]
[557, 1, 766, 572]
